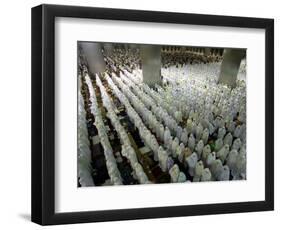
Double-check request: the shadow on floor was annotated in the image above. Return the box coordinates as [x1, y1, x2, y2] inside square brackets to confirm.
[18, 213, 31, 222]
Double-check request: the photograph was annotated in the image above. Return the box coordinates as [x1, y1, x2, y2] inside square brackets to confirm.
[29, 2, 274, 225]
[77, 42, 247, 187]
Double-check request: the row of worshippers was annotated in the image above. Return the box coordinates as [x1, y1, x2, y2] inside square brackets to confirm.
[119, 72, 181, 135]
[105, 73, 188, 183]
[124, 68, 245, 146]
[96, 73, 150, 184]
[111, 71, 188, 169]
[117, 64, 246, 180]
[162, 62, 221, 86]
[110, 69, 245, 181]
[101, 47, 246, 181]
[77, 75, 95, 186]
[161, 50, 223, 68]
[105, 46, 223, 71]
[157, 68, 246, 135]
[84, 74, 123, 185]
[161, 63, 246, 123]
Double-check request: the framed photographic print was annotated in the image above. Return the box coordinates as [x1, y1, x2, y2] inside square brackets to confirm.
[31, 4, 274, 225]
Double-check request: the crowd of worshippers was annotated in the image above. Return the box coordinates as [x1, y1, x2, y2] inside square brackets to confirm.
[78, 64, 172, 186]
[103, 46, 223, 73]
[77, 46, 246, 186]
[161, 51, 223, 68]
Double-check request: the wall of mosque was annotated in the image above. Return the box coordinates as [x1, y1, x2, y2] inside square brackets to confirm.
[80, 42, 106, 74]
[218, 49, 246, 88]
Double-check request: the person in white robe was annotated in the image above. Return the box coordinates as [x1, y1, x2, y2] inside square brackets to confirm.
[196, 123, 204, 141]
[176, 126, 183, 140]
[202, 144, 211, 163]
[188, 134, 196, 151]
[206, 152, 216, 167]
[216, 144, 230, 163]
[177, 172, 187, 182]
[158, 148, 169, 172]
[193, 161, 204, 182]
[171, 137, 179, 157]
[201, 128, 209, 145]
[214, 138, 223, 152]
[164, 127, 172, 147]
[186, 152, 198, 177]
[210, 159, 223, 180]
[195, 140, 204, 158]
[217, 165, 230, 181]
[217, 127, 226, 139]
[201, 168, 212, 181]
[234, 125, 242, 138]
[180, 128, 188, 145]
[169, 164, 180, 183]
[223, 132, 233, 146]
[231, 138, 242, 151]
[226, 149, 239, 177]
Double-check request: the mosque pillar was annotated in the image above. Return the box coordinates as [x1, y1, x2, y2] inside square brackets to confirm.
[140, 45, 161, 87]
[129, 44, 138, 52]
[205, 48, 211, 55]
[80, 42, 106, 74]
[215, 49, 219, 56]
[218, 48, 246, 88]
[103, 43, 114, 56]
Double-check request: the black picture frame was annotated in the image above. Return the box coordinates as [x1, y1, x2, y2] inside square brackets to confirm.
[31, 4, 274, 225]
